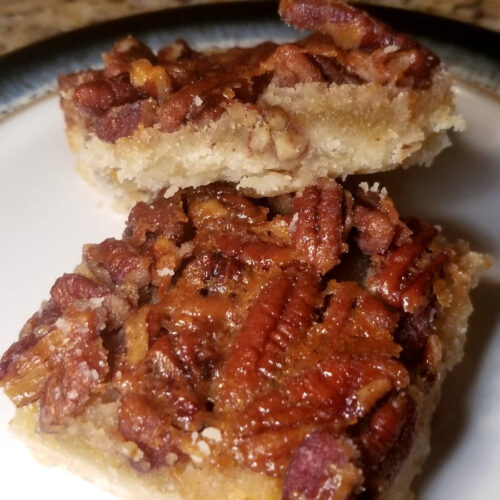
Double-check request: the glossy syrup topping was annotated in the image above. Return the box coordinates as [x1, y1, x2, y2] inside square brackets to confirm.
[0, 180, 448, 498]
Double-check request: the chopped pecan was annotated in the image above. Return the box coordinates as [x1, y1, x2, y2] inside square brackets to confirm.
[196, 252, 243, 295]
[357, 392, 417, 496]
[263, 44, 324, 86]
[322, 281, 400, 357]
[116, 334, 201, 429]
[187, 184, 268, 227]
[396, 296, 442, 368]
[309, 53, 364, 84]
[0, 333, 39, 383]
[50, 273, 108, 311]
[1, 308, 107, 408]
[92, 98, 157, 143]
[400, 250, 448, 314]
[238, 424, 318, 476]
[354, 204, 397, 255]
[129, 58, 171, 103]
[19, 300, 61, 338]
[50, 273, 129, 332]
[279, 0, 439, 87]
[40, 337, 108, 427]
[157, 39, 194, 65]
[124, 191, 189, 247]
[51, 275, 130, 332]
[103, 36, 157, 78]
[282, 432, 363, 500]
[261, 106, 309, 162]
[73, 73, 143, 116]
[84, 238, 151, 290]
[158, 76, 228, 133]
[118, 394, 182, 470]
[353, 190, 411, 256]
[58, 69, 102, 95]
[0, 332, 56, 406]
[367, 220, 439, 311]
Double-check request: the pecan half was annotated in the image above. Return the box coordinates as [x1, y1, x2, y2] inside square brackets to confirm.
[219, 265, 320, 410]
[291, 178, 347, 274]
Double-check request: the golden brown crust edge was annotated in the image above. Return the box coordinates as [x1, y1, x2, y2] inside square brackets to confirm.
[8, 241, 489, 500]
[380, 241, 490, 500]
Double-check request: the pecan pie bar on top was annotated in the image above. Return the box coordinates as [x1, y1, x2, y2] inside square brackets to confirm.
[0, 180, 488, 500]
[59, 0, 463, 205]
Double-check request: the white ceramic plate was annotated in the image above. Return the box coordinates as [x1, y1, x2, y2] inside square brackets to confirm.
[0, 85, 499, 498]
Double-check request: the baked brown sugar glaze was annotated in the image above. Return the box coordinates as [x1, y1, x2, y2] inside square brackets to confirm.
[1, 179, 451, 499]
[59, 0, 440, 143]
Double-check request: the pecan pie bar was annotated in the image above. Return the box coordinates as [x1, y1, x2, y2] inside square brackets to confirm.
[0, 180, 487, 499]
[59, 0, 463, 204]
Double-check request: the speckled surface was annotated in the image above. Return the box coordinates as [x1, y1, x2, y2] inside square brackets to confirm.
[361, 0, 500, 31]
[0, 0, 499, 56]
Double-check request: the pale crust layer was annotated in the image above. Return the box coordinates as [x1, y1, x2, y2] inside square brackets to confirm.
[9, 240, 488, 500]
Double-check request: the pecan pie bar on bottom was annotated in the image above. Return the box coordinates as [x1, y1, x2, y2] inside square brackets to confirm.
[59, 0, 463, 205]
[0, 180, 488, 500]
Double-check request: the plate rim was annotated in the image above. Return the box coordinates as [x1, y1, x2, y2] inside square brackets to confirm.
[0, 0, 499, 119]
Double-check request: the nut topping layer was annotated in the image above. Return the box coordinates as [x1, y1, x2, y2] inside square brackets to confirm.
[59, 0, 440, 143]
[1, 180, 450, 498]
